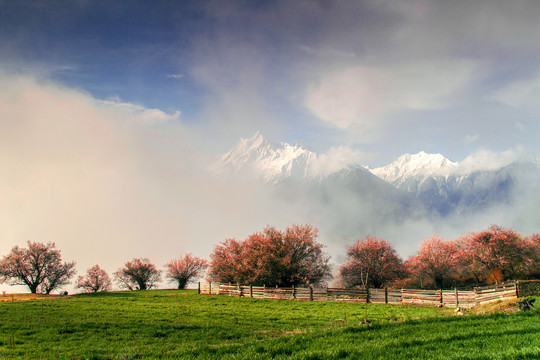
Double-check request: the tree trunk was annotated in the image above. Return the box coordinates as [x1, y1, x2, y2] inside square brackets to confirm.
[29, 284, 38, 294]
[177, 278, 188, 290]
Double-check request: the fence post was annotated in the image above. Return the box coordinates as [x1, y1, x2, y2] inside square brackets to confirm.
[209, 282, 212, 295]
[250, 285, 253, 298]
[292, 285, 296, 300]
[385, 288, 388, 304]
[455, 288, 459, 308]
[309, 286, 313, 301]
[238, 283, 241, 297]
[440, 289, 443, 306]
[198, 282, 201, 294]
[366, 287, 370, 304]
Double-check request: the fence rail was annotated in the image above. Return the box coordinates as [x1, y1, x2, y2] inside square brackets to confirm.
[198, 281, 531, 308]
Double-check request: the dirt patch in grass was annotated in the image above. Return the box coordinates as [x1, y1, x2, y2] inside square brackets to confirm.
[0, 293, 70, 302]
[469, 298, 524, 315]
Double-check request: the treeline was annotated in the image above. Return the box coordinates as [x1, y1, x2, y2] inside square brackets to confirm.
[208, 224, 540, 289]
[0, 243, 207, 294]
[340, 226, 540, 289]
[1, 224, 539, 294]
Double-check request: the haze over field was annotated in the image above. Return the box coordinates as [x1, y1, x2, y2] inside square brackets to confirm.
[1, 1, 540, 292]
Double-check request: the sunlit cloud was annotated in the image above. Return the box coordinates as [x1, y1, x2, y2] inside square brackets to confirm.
[304, 60, 476, 131]
[425, 146, 533, 177]
[455, 146, 533, 173]
[0, 73, 315, 292]
[309, 146, 372, 177]
[98, 98, 181, 125]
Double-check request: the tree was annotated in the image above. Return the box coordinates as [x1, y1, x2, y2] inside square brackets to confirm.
[209, 224, 331, 287]
[114, 258, 161, 290]
[406, 235, 459, 288]
[165, 254, 207, 289]
[339, 236, 403, 288]
[460, 225, 535, 283]
[77, 265, 112, 293]
[0, 241, 76, 294]
[526, 233, 540, 278]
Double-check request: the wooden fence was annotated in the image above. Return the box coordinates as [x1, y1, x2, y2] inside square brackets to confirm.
[199, 281, 522, 308]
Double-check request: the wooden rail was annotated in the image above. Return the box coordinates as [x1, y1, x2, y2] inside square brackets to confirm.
[199, 281, 523, 308]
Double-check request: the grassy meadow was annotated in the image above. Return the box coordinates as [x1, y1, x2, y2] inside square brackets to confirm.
[0, 290, 539, 359]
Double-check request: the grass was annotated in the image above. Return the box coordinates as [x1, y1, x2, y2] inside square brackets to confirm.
[0, 290, 538, 359]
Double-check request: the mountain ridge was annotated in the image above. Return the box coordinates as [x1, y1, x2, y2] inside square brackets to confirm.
[211, 132, 540, 217]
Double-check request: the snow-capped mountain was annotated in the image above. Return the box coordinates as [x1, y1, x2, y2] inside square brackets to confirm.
[370, 152, 540, 216]
[211, 132, 319, 182]
[370, 151, 457, 187]
[212, 132, 540, 217]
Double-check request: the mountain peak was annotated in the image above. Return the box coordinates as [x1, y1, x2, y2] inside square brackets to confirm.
[231, 131, 271, 154]
[371, 151, 456, 184]
[210, 132, 318, 182]
[247, 131, 266, 147]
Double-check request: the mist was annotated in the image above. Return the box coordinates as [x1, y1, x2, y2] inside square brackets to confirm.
[0, 74, 309, 293]
[1, 72, 539, 294]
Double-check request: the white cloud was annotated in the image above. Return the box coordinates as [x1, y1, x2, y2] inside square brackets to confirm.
[309, 146, 371, 176]
[0, 73, 315, 293]
[166, 74, 184, 79]
[465, 134, 479, 143]
[429, 146, 533, 177]
[0, 75, 199, 291]
[490, 72, 540, 108]
[456, 146, 532, 173]
[305, 60, 477, 130]
[98, 98, 181, 125]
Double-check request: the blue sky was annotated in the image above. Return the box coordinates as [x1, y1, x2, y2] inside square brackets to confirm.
[3, 0, 540, 165]
[2, 1, 540, 292]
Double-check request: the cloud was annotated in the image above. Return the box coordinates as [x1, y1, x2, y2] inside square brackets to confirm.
[0, 73, 314, 292]
[490, 72, 540, 108]
[0, 75, 199, 291]
[427, 146, 533, 177]
[309, 146, 371, 176]
[98, 97, 181, 125]
[455, 147, 532, 173]
[304, 60, 476, 131]
[465, 134, 479, 144]
[166, 74, 184, 79]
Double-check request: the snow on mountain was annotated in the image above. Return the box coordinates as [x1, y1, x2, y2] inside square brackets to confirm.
[370, 151, 540, 216]
[210, 132, 319, 182]
[370, 151, 457, 186]
[211, 132, 540, 218]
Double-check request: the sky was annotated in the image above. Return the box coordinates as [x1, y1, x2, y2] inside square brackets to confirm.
[1, 0, 540, 292]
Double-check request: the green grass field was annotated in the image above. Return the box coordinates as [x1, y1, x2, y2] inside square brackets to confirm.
[0, 290, 539, 359]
